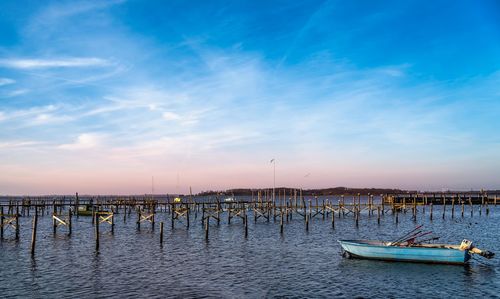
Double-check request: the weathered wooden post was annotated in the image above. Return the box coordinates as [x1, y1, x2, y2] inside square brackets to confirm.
[461, 201, 464, 217]
[280, 213, 284, 235]
[244, 213, 248, 238]
[68, 209, 72, 236]
[75, 192, 80, 219]
[205, 216, 209, 241]
[15, 205, 19, 240]
[137, 208, 141, 230]
[377, 206, 381, 224]
[95, 213, 100, 252]
[123, 205, 127, 222]
[160, 222, 164, 245]
[30, 209, 38, 256]
[111, 212, 115, 234]
[1, 206, 4, 239]
[186, 204, 190, 229]
[305, 214, 309, 231]
[171, 203, 176, 229]
[151, 209, 155, 230]
[53, 212, 57, 235]
[331, 206, 335, 229]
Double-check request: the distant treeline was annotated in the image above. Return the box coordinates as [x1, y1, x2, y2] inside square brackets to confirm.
[197, 187, 407, 196]
[196, 187, 500, 197]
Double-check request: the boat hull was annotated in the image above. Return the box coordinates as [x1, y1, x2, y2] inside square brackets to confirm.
[339, 240, 470, 264]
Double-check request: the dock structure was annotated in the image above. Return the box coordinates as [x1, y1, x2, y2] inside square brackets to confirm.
[0, 191, 497, 254]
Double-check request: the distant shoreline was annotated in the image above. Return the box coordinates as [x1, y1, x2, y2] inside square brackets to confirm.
[1, 187, 499, 197]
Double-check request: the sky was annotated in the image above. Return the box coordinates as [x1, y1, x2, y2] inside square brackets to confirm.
[0, 0, 499, 195]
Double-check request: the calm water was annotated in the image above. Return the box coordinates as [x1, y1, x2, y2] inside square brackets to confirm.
[1, 204, 499, 298]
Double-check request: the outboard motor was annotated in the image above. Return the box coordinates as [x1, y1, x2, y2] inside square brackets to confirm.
[460, 239, 495, 259]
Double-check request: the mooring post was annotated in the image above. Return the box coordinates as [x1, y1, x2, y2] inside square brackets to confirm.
[331, 207, 335, 229]
[280, 213, 284, 235]
[52, 212, 57, 235]
[205, 216, 209, 241]
[137, 208, 141, 230]
[95, 213, 99, 252]
[355, 209, 359, 227]
[111, 212, 115, 233]
[461, 201, 464, 217]
[68, 209, 72, 236]
[305, 214, 309, 232]
[430, 203, 433, 220]
[160, 222, 164, 245]
[30, 209, 38, 256]
[377, 206, 381, 224]
[15, 205, 19, 240]
[395, 209, 399, 224]
[171, 202, 175, 229]
[244, 213, 248, 238]
[186, 204, 190, 229]
[151, 210, 155, 230]
[1, 206, 4, 240]
[201, 203, 205, 225]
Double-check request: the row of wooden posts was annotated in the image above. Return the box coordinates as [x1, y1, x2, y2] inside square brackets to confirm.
[1, 192, 497, 256]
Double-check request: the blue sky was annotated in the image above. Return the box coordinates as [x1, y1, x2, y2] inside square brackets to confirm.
[0, 0, 499, 194]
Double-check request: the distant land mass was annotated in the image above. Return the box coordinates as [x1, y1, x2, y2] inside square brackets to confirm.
[197, 187, 405, 196]
[196, 187, 499, 197]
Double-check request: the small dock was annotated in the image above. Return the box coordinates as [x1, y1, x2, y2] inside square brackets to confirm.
[0, 191, 497, 255]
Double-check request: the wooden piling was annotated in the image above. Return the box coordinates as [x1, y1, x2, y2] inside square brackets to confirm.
[305, 214, 309, 231]
[95, 213, 99, 251]
[377, 206, 380, 224]
[430, 203, 433, 220]
[1, 207, 4, 239]
[111, 212, 114, 233]
[205, 216, 209, 241]
[68, 209, 72, 236]
[355, 209, 359, 227]
[137, 209, 141, 230]
[331, 207, 335, 229]
[160, 222, 164, 245]
[30, 210, 38, 256]
[244, 213, 248, 238]
[280, 213, 284, 235]
[15, 206, 19, 240]
[53, 212, 57, 235]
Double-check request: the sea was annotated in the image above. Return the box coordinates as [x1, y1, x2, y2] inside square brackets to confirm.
[0, 198, 498, 298]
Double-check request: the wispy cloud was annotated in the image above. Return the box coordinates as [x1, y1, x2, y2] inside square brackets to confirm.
[58, 133, 104, 150]
[0, 140, 41, 149]
[0, 78, 15, 86]
[0, 57, 110, 69]
[162, 111, 181, 121]
[5, 89, 29, 97]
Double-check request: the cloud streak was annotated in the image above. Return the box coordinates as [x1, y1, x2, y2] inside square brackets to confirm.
[0, 58, 110, 69]
[0, 78, 15, 86]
